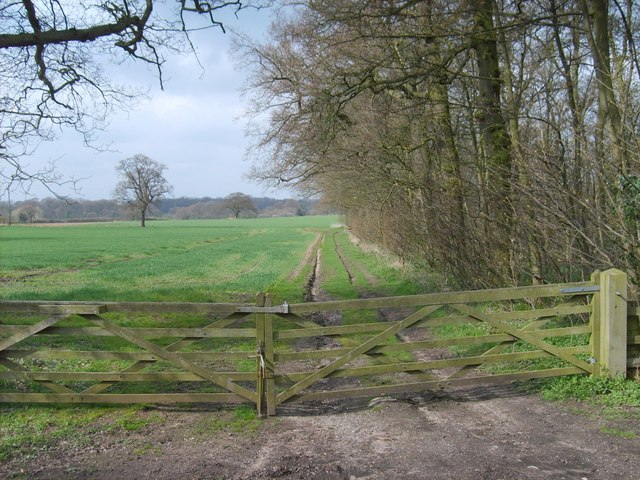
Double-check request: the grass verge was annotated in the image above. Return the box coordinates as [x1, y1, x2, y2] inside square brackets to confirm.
[538, 375, 640, 408]
[0, 405, 113, 461]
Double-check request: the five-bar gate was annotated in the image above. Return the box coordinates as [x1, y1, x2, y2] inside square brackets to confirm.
[0, 269, 629, 415]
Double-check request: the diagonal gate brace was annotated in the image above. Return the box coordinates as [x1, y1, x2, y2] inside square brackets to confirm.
[81, 314, 257, 402]
[453, 304, 593, 374]
[81, 311, 252, 394]
[276, 305, 442, 404]
[0, 315, 65, 353]
[0, 358, 75, 394]
[0, 314, 76, 394]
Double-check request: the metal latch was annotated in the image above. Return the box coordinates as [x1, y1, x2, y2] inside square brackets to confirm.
[559, 286, 600, 294]
[251, 342, 267, 416]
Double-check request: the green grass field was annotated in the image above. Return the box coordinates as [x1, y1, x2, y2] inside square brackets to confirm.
[0, 217, 339, 302]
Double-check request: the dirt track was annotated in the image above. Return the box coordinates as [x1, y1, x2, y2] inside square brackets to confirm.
[3, 385, 639, 479]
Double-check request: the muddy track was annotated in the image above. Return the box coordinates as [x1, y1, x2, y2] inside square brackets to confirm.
[289, 234, 342, 355]
[303, 239, 323, 303]
[287, 233, 323, 283]
[302, 230, 405, 328]
[300, 230, 378, 303]
[301, 232, 373, 316]
[295, 231, 411, 389]
[332, 231, 356, 286]
[300, 231, 458, 387]
[332, 231, 380, 289]
[301, 232, 353, 303]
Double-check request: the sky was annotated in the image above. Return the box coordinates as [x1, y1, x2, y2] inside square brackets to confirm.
[22, 5, 287, 202]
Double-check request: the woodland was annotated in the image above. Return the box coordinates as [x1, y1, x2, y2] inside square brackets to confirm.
[239, 0, 640, 290]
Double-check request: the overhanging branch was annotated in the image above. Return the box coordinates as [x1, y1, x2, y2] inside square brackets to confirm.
[0, 18, 138, 49]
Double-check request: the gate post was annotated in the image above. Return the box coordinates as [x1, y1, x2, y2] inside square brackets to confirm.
[593, 269, 627, 378]
[255, 293, 266, 415]
[255, 293, 276, 416]
[263, 294, 276, 416]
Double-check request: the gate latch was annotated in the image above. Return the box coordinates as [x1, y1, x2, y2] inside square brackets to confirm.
[256, 344, 266, 380]
[250, 342, 267, 416]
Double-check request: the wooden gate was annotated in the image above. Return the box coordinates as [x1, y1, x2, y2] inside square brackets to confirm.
[0, 300, 280, 406]
[257, 269, 627, 415]
[0, 269, 628, 414]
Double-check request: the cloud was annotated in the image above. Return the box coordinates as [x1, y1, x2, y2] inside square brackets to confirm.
[23, 5, 278, 201]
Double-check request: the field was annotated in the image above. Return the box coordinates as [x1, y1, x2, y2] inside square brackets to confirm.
[2, 218, 640, 479]
[0, 217, 339, 303]
[0, 216, 424, 305]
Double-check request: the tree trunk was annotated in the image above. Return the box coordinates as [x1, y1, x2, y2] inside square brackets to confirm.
[496, 5, 534, 284]
[551, 1, 592, 277]
[431, 81, 469, 283]
[581, 0, 628, 174]
[469, 0, 513, 283]
[582, 0, 635, 277]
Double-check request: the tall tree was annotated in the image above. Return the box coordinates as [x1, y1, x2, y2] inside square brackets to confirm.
[114, 154, 172, 227]
[467, 0, 513, 281]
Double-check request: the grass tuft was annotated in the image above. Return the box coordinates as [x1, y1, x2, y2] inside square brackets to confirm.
[539, 375, 640, 408]
[600, 426, 637, 438]
[191, 405, 262, 435]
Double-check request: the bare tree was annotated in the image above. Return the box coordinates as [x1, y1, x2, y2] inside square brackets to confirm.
[223, 192, 257, 218]
[114, 154, 172, 227]
[238, 0, 640, 291]
[0, 0, 265, 195]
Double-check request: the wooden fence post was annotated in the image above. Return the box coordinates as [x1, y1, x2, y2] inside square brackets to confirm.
[255, 293, 276, 416]
[263, 294, 276, 416]
[255, 293, 265, 415]
[593, 269, 627, 378]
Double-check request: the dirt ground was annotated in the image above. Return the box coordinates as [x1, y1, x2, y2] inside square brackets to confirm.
[3, 384, 640, 480]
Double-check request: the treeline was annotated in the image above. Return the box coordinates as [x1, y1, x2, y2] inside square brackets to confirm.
[164, 197, 320, 219]
[240, 0, 640, 290]
[0, 196, 321, 223]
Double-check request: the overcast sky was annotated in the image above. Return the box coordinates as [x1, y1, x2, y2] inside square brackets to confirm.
[23, 6, 286, 202]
